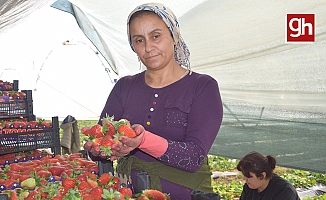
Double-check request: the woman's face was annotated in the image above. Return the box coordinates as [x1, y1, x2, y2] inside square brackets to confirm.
[129, 12, 176, 70]
[242, 172, 263, 190]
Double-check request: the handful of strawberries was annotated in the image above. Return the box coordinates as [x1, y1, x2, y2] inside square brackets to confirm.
[81, 115, 137, 157]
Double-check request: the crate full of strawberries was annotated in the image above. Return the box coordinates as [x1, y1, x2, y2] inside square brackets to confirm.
[0, 90, 33, 119]
[0, 152, 170, 199]
[0, 80, 18, 91]
[0, 117, 60, 156]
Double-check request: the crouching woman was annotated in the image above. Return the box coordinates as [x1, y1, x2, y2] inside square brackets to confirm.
[237, 151, 300, 200]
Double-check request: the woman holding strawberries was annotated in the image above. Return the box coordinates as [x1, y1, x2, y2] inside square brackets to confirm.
[95, 3, 223, 199]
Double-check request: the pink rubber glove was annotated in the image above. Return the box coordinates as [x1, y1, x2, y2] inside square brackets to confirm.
[109, 124, 168, 160]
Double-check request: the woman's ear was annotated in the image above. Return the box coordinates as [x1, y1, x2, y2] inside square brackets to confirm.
[261, 172, 266, 180]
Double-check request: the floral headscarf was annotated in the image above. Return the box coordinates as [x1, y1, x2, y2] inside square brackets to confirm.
[127, 3, 190, 69]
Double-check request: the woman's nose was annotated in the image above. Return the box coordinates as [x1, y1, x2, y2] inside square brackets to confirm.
[145, 41, 153, 52]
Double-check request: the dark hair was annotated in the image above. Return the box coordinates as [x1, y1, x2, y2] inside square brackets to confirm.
[236, 151, 276, 179]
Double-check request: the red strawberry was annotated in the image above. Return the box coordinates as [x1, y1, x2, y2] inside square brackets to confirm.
[48, 166, 65, 176]
[76, 174, 87, 182]
[78, 181, 91, 190]
[53, 176, 61, 181]
[6, 171, 20, 180]
[3, 179, 16, 188]
[18, 174, 30, 184]
[26, 190, 40, 199]
[81, 126, 91, 135]
[9, 163, 24, 171]
[40, 179, 48, 185]
[118, 118, 131, 127]
[40, 121, 51, 129]
[117, 124, 137, 138]
[98, 173, 111, 186]
[138, 189, 168, 200]
[84, 161, 97, 168]
[21, 168, 35, 175]
[87, 165, 99, 174]
[87, 178, 98, 188]
[90, 145, 101, 156]
[52, 195, 64, 200]
[89, 186, 103, 200]
[99, 135, 116, 156]
[87, 124, 104, 138]
[85, 171, 97, 180]
[92, 137, 103, 147]
[81, 194, 94, 200]
[107, 177, 120, 190]
[83, 141, 94, 151]
[65, 169, 74, 177]
[8, 190, 18, 200]
[119, 187, 133, 198]
[62, 177, 76, 189]
[36, 170, 52, 179]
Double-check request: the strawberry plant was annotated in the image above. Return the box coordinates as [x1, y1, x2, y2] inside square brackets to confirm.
[208, 155, 238, 171]
[302, 194, 326, 200]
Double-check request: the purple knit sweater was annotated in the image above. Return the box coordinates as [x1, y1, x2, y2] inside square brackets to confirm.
[99, 71, 223, 199]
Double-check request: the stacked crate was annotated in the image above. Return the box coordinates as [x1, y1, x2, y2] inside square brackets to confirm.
[0, 80, 61, 158]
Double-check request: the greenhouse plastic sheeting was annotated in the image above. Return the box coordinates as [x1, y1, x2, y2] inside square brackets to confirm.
[209, 101, 326, 174]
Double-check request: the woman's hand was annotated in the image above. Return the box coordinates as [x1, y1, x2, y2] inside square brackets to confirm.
[109, 124, 145, 161]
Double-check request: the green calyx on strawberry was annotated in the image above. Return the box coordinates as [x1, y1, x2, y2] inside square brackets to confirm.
[102, 188, 120, 200]
[101, 114, 116, 137]
[64, 188, 82, 200]
[38, 182, 62, 199]
[99, 135, 115, 156]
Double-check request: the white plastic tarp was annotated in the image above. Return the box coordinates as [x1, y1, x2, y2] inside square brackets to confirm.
[68, 0, 326, 114]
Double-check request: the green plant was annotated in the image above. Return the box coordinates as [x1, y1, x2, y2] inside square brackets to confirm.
[212, 180, 243, 199]
[208, 155, 238, 171]
[302, 194, 326, 200]
[280, 169, 326, 189]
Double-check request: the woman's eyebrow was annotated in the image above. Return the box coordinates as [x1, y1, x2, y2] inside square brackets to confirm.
[131, 28, 163, 39]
